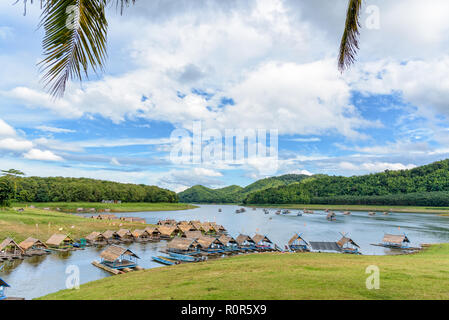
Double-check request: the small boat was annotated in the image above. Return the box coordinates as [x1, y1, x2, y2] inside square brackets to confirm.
[152, 256, 179, 266]
[218, 208, 222, 212]
[369, 212, 376, 216]
[297, 212, 302, 216]
[326, 212, 336, 221]
[263, 209, 269, 214]
[281, 209, 290, 215]
[168, 252, 198, 262]
[235, 209, 241, 214]
[275, 210, 281, 215]
[343, 211, 351, 215]
[383, 212, 389, 215]
[252, 207, 257, 211]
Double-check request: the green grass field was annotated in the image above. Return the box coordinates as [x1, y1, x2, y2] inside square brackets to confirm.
[13, 202, 196, 213]
[248, 204, 449, 214]
[0, 207, 156, 243]
[40, 244, 449, 300]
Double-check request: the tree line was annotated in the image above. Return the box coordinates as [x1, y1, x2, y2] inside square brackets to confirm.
[243, 159, 449, 206]
[0, 172, 178, 206]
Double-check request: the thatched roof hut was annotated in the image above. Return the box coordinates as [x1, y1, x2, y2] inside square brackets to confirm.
[211, 223, 226, 233]
[19, 237, 48, 251]
[132, 229, 151, 239]
[100, 245, 140, 263]
[0, 238, 24, 255]
[182, 231, 203, 239]
[218, 234, 237, 246]
[288, 233, 309, 246]
[178, 224, 197, 233]
[167, 237, 202, 252]
[201, 222, 215, 233]
[158, 225, 178, 238]
[235, 234, 255, 246]
[196, 236, 223, 249]
[252, 234, 272, 245]
[103, 230, 119, 240]
[85, 232, 107, 243]
[116, 229, 134, 241]
[189, 221, 203, 231]
[144, 227, 161, 238]
[382, 234, 410, 246]
[337, 236, 360, 249]
[46, 234, 74, 248]
[157, 219, 177, 226]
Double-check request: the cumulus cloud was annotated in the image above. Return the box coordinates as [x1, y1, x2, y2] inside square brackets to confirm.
[339, 161, 417, 173]
[23, 149, 64, 162]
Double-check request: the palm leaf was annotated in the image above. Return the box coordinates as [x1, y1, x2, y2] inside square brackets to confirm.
[338, 0, 363, 72]
[34, 0, 135, 98]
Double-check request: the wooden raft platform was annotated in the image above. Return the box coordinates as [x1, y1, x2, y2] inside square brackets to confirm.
[92, 261, 143, 275]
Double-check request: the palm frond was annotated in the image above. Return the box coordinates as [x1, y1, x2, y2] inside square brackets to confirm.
[338, 0, 363, 72]
[39, 0, 108, 98]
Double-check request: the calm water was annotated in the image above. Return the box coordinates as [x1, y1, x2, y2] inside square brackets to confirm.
[1, 204, 448, 299]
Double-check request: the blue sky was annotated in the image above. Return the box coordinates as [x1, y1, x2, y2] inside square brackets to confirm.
[1, 0, 449, 192]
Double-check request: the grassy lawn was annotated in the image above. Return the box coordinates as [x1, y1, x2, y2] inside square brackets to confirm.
[40, 244, 449, 300]
[0, 207, 156, 243]
[248, 204, 449, 214]
[13, 202, 197, 213]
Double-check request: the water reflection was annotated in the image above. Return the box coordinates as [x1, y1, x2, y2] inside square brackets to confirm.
[1, 204, 448, 299]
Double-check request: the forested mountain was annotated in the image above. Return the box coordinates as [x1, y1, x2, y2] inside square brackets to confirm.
[0, 176, 178, 203]
[244, 159, 449, 206]
[178, 174, 312, 203]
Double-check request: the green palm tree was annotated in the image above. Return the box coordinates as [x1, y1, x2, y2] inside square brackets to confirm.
[21, 0, 361, 98]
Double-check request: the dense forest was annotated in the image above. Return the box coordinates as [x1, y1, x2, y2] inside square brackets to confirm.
[0, 175, 178, 204]
[244, 159, 449, 205]
[178, 174, 312, 203]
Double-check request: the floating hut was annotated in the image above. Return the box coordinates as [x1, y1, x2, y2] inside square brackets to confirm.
[211, 223, 226, 234]
[103, 230, 120, 243]
[18, 237, 49, 256]
[178, 224, 197, 234]
[166, 237, 202, 254]
[252, 234, 274, 251]
[380, 234, 410, 249]
[189, 221, 203, 231]
[85, 232, 107, 246]
[326, 212, 336, 221]
[132, 229, 151, 242]
[98, 214, 118, 220]
[200, 222, 216, 235]
[218, 234, 238, 252]
[287, 233, 310, 252]
[144, 227, 161, 240]
[116, 229, 135, 242]
[336, 234, 361, 254]
[196, 236, 224, 253]
[0, 277, 10, 300]
[235, 234, 256, 250]
[0, 238, 24, 259]
[182, 230, 203, 239]
[158, 225, 180, 239]
[46, 234, 75, 250]
[157, 219, 177, 226]
[96, 245, 140, 272]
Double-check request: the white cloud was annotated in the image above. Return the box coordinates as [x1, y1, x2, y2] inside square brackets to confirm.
[0, 118, 17, 137]
[36, 125, 76, 133]
[0, 138, 33, 152]
[339, 161, 417, 173]
[23, 149, 64, 162]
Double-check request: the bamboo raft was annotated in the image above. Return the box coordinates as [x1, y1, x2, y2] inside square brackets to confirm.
[92, 260, 144, 274]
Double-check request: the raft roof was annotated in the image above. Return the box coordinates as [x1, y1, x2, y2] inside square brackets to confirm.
[46, 234, 74, 246]
[309, 241, 342, 252]
[158, 225, 178, 236]
[218, 234, 237, 245]
[167, 237, 201, 251]
[85, 232, 105, 242]
[0, 238, 24, 253]
[196, 236, 223, 248]
[132, 229, 150, 238]
[288, 233, 309, 246]
[337, 236, 360, 248]
[144, 227, 161, 235]
[116, 229, 133, 238]
[100, 245, 139, 262]
[0, 278, 10, 288]
[19, 237, 48, 251]
[102, 230, 118, 239]
[178, 224, 196, 233]
[252, 234, 272, 244]
[382, 234, 410, 244]
[235, 234, 255, 246]
[183, 231, 203, 239]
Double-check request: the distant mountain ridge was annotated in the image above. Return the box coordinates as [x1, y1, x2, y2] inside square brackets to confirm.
[177, 174, 312, 203]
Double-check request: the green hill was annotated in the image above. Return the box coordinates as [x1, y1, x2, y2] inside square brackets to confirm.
[178, 174, 311, 203]
[244, 159, 449, 206]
